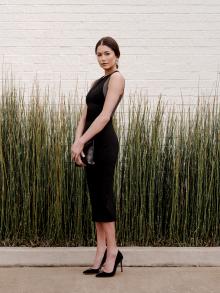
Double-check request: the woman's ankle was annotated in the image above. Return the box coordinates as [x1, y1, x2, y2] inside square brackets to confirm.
[107, 246, 118, 255]
[96, 245, 107, 252]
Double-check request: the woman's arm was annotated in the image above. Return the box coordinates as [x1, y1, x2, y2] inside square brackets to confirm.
[73, 104, 87, 142]
[78, 73, 125, 145]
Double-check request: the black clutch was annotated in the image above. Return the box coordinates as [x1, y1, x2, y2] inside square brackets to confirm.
[75, 139, 95, 167]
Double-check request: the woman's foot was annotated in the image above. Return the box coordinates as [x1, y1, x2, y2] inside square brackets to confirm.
[96, 250, 123, 277]
[91, 247, 107, 269]
[101, 247, 118, 273]
[83, 248, 107, 274]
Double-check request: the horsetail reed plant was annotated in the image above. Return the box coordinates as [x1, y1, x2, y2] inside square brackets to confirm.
[0, 73, 219, 247]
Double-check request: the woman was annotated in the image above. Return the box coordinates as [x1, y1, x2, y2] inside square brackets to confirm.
[71, 36, 125, 277]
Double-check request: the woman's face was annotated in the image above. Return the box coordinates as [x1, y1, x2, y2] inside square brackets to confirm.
[96, 45, 117, 71]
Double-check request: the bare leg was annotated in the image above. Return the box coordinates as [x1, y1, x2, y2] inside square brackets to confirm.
[91, 222, 107, 269]
[101, 221, 118, 273]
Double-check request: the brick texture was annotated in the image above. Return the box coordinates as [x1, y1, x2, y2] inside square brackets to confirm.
[0, 0, 220, 107]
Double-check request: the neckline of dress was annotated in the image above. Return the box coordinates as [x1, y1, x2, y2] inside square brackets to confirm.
[101, 70, 119, 79]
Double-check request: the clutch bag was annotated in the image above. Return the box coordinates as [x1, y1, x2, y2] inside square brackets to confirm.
[75, 139, 95, 167]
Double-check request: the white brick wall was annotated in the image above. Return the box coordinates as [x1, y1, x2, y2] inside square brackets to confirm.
[0, 0, 220, 107]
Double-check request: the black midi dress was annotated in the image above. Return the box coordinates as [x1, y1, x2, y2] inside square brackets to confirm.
[82, 70, 123, 222]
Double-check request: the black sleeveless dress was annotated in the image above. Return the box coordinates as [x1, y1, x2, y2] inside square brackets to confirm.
[82, 70, 122, 222]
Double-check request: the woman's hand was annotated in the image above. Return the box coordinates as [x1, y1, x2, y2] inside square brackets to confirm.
[71, 139, 86, 167]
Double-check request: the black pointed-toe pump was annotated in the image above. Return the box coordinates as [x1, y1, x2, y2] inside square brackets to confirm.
[96, 250, 123, 277]
[83, 248, 107, 274]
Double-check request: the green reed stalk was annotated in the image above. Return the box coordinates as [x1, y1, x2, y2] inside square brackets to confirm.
[0, 74, 219, 246]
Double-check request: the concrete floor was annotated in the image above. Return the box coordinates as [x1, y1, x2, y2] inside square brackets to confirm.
[0, 266, 219, 293]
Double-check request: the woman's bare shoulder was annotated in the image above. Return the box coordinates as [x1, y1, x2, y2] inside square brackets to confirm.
[106, 71, 125, 98]
[114, 71, 125, 80]
[109, 71, 125, 87]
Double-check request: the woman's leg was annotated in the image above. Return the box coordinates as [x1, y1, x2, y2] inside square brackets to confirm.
[101, 221, 118, 272]
[91, 222, 107, 269]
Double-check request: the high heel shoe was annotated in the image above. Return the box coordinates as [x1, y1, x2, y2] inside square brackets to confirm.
[83, 248, 107, 274]
[95, 250, 123, 277]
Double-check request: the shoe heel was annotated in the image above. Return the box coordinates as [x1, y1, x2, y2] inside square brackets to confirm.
[120, 260, 123, 272]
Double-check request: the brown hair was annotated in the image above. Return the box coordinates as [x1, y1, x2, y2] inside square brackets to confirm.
[95, 36, 120, 69]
